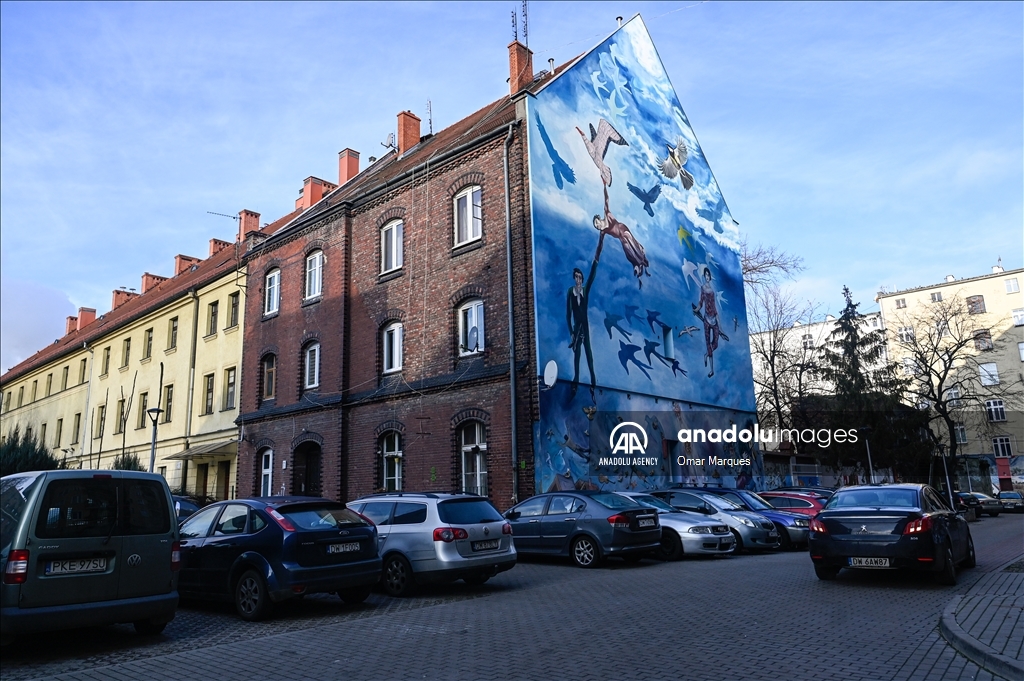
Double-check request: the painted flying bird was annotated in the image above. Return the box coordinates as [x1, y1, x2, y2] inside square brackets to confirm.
[670, 359, 688, 378]
[677, 225, 694, 250]
[534, 112, 576, 190]
[624, 305, 644, 328]
[603, 313, 632, 341]
[659, 137, 695, 189]
[576, 119, 628, 186]
[733, 316, 739, 332]
[642, 339, 673, 368]
[617, 341, 653, 380]
[646, 309, 669, 334]
[627, 182, 661, 217]
[582, 405, 597, 420]
[590, 70, 610, 99]
[677, 325, 700, 338]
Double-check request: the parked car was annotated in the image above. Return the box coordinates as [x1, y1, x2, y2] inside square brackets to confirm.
[503, 491, 661, 567]
[1, 470, 180, 645]
[808, 484, 974, 585]
[348, 493, 515, 596]
[616, 492, 734, 560]
[177, 496, 381, 620]
[695, 487, 810, 549]
[759, 491, 826, 517]
[968, 493, 1001, 517]
[650, 489, 778, 552]
[774, 486, 834, 500]
[953, 492, 982, 517]
[997, 491, 1024, 512]
[172, 495, 201, 521]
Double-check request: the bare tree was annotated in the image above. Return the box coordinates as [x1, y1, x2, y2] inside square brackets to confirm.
[741, 238, 804, 296]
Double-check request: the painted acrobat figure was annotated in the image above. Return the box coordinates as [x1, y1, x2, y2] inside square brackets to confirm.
[593, 184, 649, 288]
[692, 266, 726, 378]
[567, 232, 606, 401]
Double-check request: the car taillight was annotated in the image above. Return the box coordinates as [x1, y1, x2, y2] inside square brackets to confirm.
[267, 507, 296, 532]
[809, 518, 829, 534]
[355, 511, 374, 526]
[903, 516, 933, 535]
[4, 549, 29, 584]
[501, 522, 513, 535]
[432, 527, 469, 542]
[607, 514, 630, 529]
[170, 541, 181, 571]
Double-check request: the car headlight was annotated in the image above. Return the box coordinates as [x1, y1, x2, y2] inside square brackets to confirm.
[688, 526, 713, 534]
[794, 519, 809, 527]
[738, 516, 755, 528]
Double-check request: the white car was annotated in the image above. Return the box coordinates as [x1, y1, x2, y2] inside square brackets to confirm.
[617, 492, 734, 560]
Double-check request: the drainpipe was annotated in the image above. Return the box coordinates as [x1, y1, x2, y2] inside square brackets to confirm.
[80, 342, 95, 468]
[503, 122, 519, 505]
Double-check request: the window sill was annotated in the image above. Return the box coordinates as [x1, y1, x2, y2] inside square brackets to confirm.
[451, 239, 484, 258]
[263, 311, 280, 321]
[119, 365, 129, 373]
[224, 324, 239, 335]
[99, 373, 109, 380]
[140, 357, 152, 365]
[165, 346, 177, 355]
[378, 269, 404, 284]
[301, 296, 322, 308]
[199, 411, 213, 418]
[203, 332, 218, 342]
[220, 406, 236, 413]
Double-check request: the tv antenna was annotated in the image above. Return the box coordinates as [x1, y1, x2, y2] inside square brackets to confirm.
[521, 0, 529, 47]
[207, 211, 239, 221]
[427, 100, 433, 135]
[511, 10, 517, 42]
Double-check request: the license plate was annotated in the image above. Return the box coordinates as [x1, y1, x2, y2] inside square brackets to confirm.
[327, 542, 360, 554]
[472, 539, 500, 551]
[45, 558, 106, 575]
[850, 557, 889, 568]
[638, 518, 656, 528]
[768, 531, 778, 538]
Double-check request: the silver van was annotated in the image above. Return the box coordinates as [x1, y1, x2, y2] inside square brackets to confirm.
[1, 470, 180, 645]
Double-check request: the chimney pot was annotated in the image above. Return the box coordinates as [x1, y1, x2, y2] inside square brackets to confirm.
[338, 148, 360, 185]
[76, 307, 96, 332]
[174, 255, 202, 275]
[141, 272, 169, 294]
[209, 238, 232, 257]
[111, 289, 139, 310]
[945, 275, 955, 282]
[397, 111, 421, 156]
[294, 177, 337, 210]
[66, 316, 78, 336]
[238, 210, 260, 242]
[508, 41, 534, 95]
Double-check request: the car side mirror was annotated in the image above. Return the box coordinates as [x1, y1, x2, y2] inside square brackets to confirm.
[702, 505, 714, 514]
[505, 511, 521, 521]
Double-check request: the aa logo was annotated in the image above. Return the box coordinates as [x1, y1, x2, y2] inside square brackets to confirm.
[609, 422, 648, 455]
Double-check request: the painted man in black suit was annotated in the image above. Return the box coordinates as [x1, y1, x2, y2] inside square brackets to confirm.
[567, 232, 606, 400]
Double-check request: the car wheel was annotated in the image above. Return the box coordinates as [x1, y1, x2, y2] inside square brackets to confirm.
[339, 587, 371, 604]
[776, 525, 792, 551]
[133, 619, 167, 636]
[658, 530, 684, 561]
[570, 535, 601, 568]
[814, 564, 840, 581]
[463, 573, 490, 586]
[962, 534, 976, 569]
[731, 530, 745, 554]
[235, 569, 273, 621]
[936, 543, 957, 586]
[383, 554, 416, 597]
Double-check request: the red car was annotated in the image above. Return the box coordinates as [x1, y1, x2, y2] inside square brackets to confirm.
[760, 491, 826, 517]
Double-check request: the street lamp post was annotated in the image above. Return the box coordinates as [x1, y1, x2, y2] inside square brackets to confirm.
[937, 443, 956, 510]
[146, 407, 163, 473]
[858, 426, 875, 485]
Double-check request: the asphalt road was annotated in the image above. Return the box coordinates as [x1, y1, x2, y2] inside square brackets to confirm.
[3, 512, 1021, 681]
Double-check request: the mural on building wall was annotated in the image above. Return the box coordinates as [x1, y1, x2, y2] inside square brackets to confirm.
[527, 16, 758, 492]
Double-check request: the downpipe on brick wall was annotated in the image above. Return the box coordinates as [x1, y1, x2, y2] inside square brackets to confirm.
[503, 122, 519, 505]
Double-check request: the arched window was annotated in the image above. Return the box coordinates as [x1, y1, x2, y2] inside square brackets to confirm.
[459, 421, 487, 495]
[303, 343, 320, 390]
[458, 299, 484, 355]
[380, 432, 402, 491]
[305, 250, 323, 299]
[261, 354, 277, 400]
[382, 322, 403, 373]
[264, 269, 281, 315]
[453, 185, 482, 246]
[381, 219, 403, 273]
[259, 448, 274, 497]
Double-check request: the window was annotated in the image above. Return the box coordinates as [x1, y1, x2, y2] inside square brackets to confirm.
[901, 357, 919, 376]
[101, 347, 111, 375]
[966, 295, 985, 315]
[453, 185, 482, 246]
[260, 449, 274, 497]
[1019, 341, 1024, 362]
[54, 419, 63, 448]
[203, 374, 215, 415]
[262, 355, 276, 399]
[945, 387, 963, 408]
[897, 326, 915, 343]
[459, 421, 487, 495]
[973, 329, 993, 351]
[870, 317, 879, 328]
[228, 292, 240, 328]
[1006, 278, 1020, 294]
[1013, 309, 1024, 327]
[207, 301, 219, 336]
[95, 404, 106, 438]
[930, 292, 942, 303]
[78, 358, 87, 383]
[61, 366, 69, 390]
[40, 424, 46, 446]
[2, 392, 9, 413]
[304, 344, 320, 389]
[381, 432, 402, 491]
[459, 300, 485, 355]
[158, 466, 166, 478]
[30, 381, 37, 402]
[223, 368, 236, 409]
[801, 334, 814, 350]
[114, 399, 125, 434]
[986, 399, 1006, 422]
[383, 323, 403, 373]
[25, 426, 32, 441]
[264, 269, 280, 315]
[979, 363, 999, 386]
[305, 250, 323, 299]
[954, 423, 967, 444]
[380, 220, 403, 273]
[71, 413, 81, 444]
[935, 321, 950, 338]
[895, 298, 906, 309]
[121, 338, 131, 368]
[137, 392, 149, 429]
[45, 374, 52, 397]
[17, 386, 24, 408]
[993, 437, 1013, 457]
[162, 385, 173, 422]
[916, 400, 930, 411]
[168, 317, 179, 349]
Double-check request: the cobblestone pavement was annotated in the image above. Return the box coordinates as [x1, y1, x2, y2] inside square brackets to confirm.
[3, 513, 1021, 681]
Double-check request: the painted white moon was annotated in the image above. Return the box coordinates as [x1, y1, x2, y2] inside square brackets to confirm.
[543, 360, 558, 387]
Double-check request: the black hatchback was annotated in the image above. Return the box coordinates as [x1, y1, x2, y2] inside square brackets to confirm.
[177, 497, 381, 620]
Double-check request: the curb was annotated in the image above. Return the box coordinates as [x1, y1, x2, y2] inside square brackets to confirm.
[939, 595, 1024, 681]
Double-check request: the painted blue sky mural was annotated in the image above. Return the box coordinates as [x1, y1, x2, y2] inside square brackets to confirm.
[527, 16, 754, 414]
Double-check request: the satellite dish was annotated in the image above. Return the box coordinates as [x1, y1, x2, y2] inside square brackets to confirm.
[467, 327, 479, 351]
[543, 360, 557, 387]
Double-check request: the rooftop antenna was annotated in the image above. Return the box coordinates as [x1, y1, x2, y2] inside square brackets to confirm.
[511, 10, 517, 42]
[427, 99, 433, 135]
[207, 211, 239, 221]
[617, 16, 623, 27]
[522, 0, 529, 48]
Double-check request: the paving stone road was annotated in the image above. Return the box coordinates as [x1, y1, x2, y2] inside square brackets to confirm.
[3, 512, 1021, 681]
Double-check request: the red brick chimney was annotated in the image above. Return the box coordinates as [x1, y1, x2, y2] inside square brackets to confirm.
[294, 176, 338, 210]
[76, 308, 96, 332]
[397, 111, 421, 156]
[111, 289, 139, 310]
[141, 272, 168, 294]
[66, 316, 78, 335]
[174, 255, 202, 275]
[209, 238, 232, 257]
[508, 41, 534, 95]
[338, 148, 360, 185]
[238, 209, 260, 242]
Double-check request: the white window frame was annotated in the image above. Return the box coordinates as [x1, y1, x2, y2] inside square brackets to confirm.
[993, 437, 1012, 457]
[383, 322, 403, 374]
[380, 220, 403, 274]
[902, 357, 919, 376]
[459, 299, 485, 355]
[260, 449, 274, 497]
[1006, 278, 1020, 294]
[979, 362, 999, 386]
[305, 250, 323, 299]
[945, 386, 963, 408]
[953, 423, 967, 444]
[460, 421, 488, 495]
[930, 292, 942, 303]
[895, 298, 906, 309]
[453, 185, 482, 247]
[381, 432, 402, 492]
[897, 326, 915, 343]
[304, 343, 321, 389]
[1013, 309, 1024, 327]
[265, 269, 281, 315]
[1018, 341, 1024, 362]
[801, 334, 813, 350]
[985, 399, 1006, 422]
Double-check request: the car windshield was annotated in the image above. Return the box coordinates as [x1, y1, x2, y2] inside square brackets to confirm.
[279, 503, 369, 530]
[1, 473, 43, 553]
[826, 489, 918, 509]
[627, 494, 676, 513]
[999, 492, 1023, 500]
[740, 492, 773, 511]
[699, 493, 740, 511]
[437, 499, 503, 524]
[590, 493, 642, 510]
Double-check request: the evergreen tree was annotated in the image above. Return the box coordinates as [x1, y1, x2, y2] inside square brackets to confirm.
[111, 452, 146, 471]
[1, 426, 69, 477]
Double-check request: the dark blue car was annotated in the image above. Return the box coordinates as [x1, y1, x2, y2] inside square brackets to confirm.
[177, 496, 381, 620]
[670, 486, 810, 549]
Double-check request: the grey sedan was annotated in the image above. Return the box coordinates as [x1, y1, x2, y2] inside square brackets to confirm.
[617, 492, 734, 559]
[652, 489, 779, 552]
[969, 493, 1001, 517]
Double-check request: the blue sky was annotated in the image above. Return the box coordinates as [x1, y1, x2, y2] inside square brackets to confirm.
[2, 1, 1021, 373]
